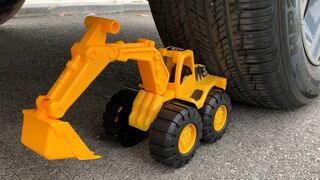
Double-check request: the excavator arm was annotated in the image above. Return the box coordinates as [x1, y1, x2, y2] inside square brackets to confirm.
[21, 16, 169, 160]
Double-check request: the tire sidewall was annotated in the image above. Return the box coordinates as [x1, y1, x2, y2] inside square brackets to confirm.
[0, 0, 25, 24]
[279, 0, 320, 104]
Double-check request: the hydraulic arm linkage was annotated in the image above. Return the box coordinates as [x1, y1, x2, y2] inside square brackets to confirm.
[21, 16, 169, 160]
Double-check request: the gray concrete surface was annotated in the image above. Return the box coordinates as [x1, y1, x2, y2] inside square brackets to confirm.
[0, 12, 320, 179]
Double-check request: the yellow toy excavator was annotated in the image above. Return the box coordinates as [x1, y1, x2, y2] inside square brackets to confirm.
[21, 16, 232, 168]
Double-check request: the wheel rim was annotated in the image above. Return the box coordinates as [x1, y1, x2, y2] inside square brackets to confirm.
[213, 105, 228, 132]
[178, 124, 197, 154]
[300, 0, 320, 65]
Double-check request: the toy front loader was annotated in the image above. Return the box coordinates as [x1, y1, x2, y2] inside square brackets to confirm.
[22, 16, 232, 168]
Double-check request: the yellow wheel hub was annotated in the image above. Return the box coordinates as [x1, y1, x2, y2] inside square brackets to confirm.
[213, 105, 228, 131]
[178, 124, 197, 154]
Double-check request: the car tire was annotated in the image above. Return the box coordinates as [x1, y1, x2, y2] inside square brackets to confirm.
[149, 0, 320, 108]
[0, 0, 25, 25]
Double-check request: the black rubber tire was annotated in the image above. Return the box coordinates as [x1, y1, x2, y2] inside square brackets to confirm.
[200, 89, 232, 143]
[0, 0, 25, 25]
[149, 102, 202, 168]
[149, 0, 320, 109]
[103, 89, 148, 147]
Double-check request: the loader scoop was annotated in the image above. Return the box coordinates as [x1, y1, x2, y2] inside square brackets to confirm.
[22, 110, 100, 160]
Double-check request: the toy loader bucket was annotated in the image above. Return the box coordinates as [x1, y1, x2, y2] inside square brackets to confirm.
[21, 109, 100, 160]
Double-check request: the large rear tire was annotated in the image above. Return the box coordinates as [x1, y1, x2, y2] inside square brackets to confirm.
[0, 0, 25, 25]
[149, 0, 320, 109]
[103, 89, 148, 147]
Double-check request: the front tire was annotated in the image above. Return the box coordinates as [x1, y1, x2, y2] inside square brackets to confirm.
[149, 0, 320, 109]
[149, 102, 202, 168]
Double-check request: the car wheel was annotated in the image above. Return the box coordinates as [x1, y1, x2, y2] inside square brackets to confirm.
[0, 0, 25, 25]
[149, 0, 320, 108]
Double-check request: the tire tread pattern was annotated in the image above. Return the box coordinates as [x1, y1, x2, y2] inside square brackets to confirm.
[149, 0, 296, 108]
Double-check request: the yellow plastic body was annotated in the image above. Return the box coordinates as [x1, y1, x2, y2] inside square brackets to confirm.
[21, 16, 227, 160]
[129, 49, 227, 131]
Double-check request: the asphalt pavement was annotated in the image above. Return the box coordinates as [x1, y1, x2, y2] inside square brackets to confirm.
[0, 12, 320, 179]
